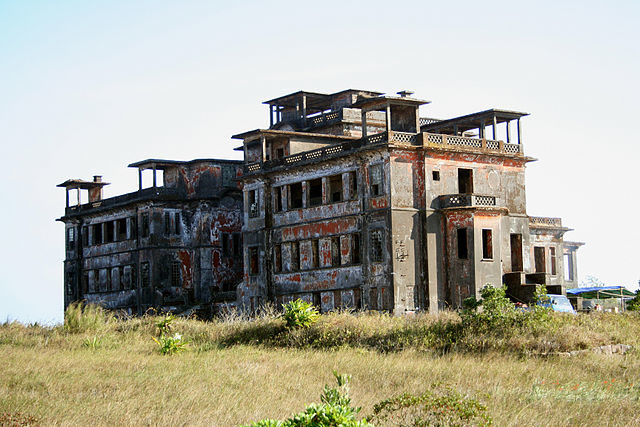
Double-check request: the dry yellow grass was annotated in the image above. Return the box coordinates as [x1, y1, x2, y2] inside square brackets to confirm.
[1, 313, 639, 426]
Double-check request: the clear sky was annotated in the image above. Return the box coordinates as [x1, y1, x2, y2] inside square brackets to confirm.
[1, 0, 638, 324]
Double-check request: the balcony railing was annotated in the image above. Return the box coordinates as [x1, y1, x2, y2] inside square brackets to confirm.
[419, 117, 441, 127]
[437, 194, 498, 209]
[65, 187, 179, 215]
[424, 133, 522, 156]
[529, 216, 563, 227]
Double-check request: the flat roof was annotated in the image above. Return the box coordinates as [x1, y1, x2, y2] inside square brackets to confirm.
[128, 158, 243, 169]
[422, 109, 529, 134]
[263, 89, 383, 109]
[57, 179, 110, 189]
[231, 129, 358, 141]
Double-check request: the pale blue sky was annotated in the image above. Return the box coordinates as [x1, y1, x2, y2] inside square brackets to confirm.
[1, 0, 638, 324]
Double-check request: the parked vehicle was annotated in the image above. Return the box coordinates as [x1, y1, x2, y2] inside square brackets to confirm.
[540, 294, 577, 314]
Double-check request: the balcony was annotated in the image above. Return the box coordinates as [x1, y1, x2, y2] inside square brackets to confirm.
[424, 133, 522, 156]
[529, 216, 562, 228]
[64, 187, 180, 216]
[436, 194, 499, 210]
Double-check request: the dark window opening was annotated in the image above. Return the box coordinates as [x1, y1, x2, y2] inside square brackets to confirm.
[129, 218, 137, 240]
[291, 241, 300, 271]
[66, 272, 74, 295]
[233, 233, 241, 257]
[308, 179, 323, 207]
[482, 229, 493, 260]
[370, 287, 379, 310]
[331, 236, 341, 266]
[118, 266, 125, 291]
[370, 229, 384, 263]
[349, 171, 358, 200]
[328, 175, 343, 203]
[141, 262, 150, 287]
[106, 268, 112, 291]
[432, 170, 440, 181]
[274, 244, 282, 273]
[92, 223, 103, 245]
[82, 272, 88, 294]
[510, 234, 523, 271]
[172, 262, 181, 287]
[165, 212, 171, 235]
[141, 213, 150, 238]
[311, 239, 319, 268]
[131, 265, 137, 289]
[248, 190, 259, 217]
[534, 246, 546, 273]
[82, 226, 89, 247]
[117, 218, 127, 241]
[313, 292, 321, 309]
[222, 165, 235, 187]
[66, 227, 75, 251]
[458, 168, 473, 194]
[174, 212, 181, 235]
[222, 233, 230, 257]
[106, 221, 115, 243]
[457, 228, 468, 259]
[289, 183, 303, 209]
[352, 233, 361, 264]
[549, 247, 557, 276]
[276, 148, 284, 159]
[370, 164, 383, 196]
[249, 247, 259, 275]
[275, 187, 283, 212]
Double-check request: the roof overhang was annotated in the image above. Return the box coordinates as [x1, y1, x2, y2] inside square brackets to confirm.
[422, 109, 529, 134]
[57, 179, 110, 189]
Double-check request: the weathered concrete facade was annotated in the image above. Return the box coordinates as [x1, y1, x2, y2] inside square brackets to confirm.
[234, 89, 583, 314]
[58, 159, 244, 315]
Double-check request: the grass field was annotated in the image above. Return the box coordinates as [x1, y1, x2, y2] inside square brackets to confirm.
[1, 307, 640, 426]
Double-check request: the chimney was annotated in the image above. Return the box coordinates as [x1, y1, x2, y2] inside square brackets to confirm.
[93, 175, 102, 183]
[89, 175, 104, 202]
[397, 90, 414, 98]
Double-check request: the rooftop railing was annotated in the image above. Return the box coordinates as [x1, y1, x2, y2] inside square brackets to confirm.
[65, 187, 179, 214]
[529, 216, 563, 227]
[424, 133, 522, 156]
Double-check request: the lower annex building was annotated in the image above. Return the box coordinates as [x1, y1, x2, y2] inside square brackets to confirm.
[58, 89, 583, 315]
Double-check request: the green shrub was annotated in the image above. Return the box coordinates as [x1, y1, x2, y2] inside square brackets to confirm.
[627, 292, 640, 311]
[282, 299, 320, 329]
[156, 313, 176, 335]
[64, 302, 111, 333]
[244, 372, 372, 427]
[367, 383, 492, 426]
[152, 332, 188, 355]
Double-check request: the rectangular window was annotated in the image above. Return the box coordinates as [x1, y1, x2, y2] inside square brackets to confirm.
[248, 190, 259, 217]
[66, 227, 75, 251]
[370, 164, 383, 196]
[564, 254, 574, 281]
[369, 287, 379, 310]
[274, 244, 282, 273]
[92, 223, 103, 245]
[328, 175, 343, 203]
[82, 272, 89, 294]
[222, 165, 235, 187]
[117, 218, 127, 241]
[174, 212, 181, 235]
[118, 266, 125, 290]
[534, 246, 546, 273]
[331, 236, 341, 266]
[106, 268, 112, 291]
[171, 262, 181, 287]
[457, 228, 468, 259]
[222, 233, 230, 257]
[165, 212, 171, 235]
[289, 183, 303, 209]
[141, 262, 150, 288]
[131, 264, 137, 289]
[106, 221, 115, 243]
[370, 229, 384, 263]
[311, 239, 319, 268]
[308, 178, 323, 207]
[352, 233, 361, 264]
[249, 247, 259, 275]
[233, 233, 241, 257]
[276, 148, 284, 159]
[82, 226, 89, 247]
[549, 247, 557, 276]
[275, 187, 283, 212]
[349, 171, 358, 200]
[458, 168, 473, 194]
[141, 213, 150, 238]
[482, 229, 493, 260]
[130, 217, 137, 240]
[432, 170, 440, 181]
[66, 271, 74, 295]
[510, 233, 523, 271]
[291, 241, 300, 271]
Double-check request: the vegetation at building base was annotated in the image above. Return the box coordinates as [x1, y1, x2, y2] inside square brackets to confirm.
[1, 300, 640, 425]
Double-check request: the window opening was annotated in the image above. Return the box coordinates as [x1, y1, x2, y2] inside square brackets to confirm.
[370, 164, 383, 196]
[352, 233, 361, 264]
[458, 168, 473, 194]
[370, 229, 384, 263]
[141, 213, 150, 237]
[106, 221, 115, 243]
[349, 171, 358, 199]
[274, 244, 282, 273]
[233, 233, 241, 257]
[289, 183, 303, 209]
[482, 229, 493, 260]
[248, 190, 259, 217]
[165, 212, 171, 235]
[370, 287, 379, 310]
[311, 239, 319, 268]
[549, 247, 557, 276]
[249, 247, 259, 275]
[457, 228, 468, 259]
[291, 241, 300, 271]
[222, 233, 230, 257]
[510, 234, 523, 271]
[308, 179, 323, 207]
[534, 246, 546, 273]
[92, 223, 103, 245]
[172, 262, 181, 287]
[331, 236, 341, 266]
[117, 218, 127, 241]
[275, 187, 283, 212]
[432, 170, 440, 181]
[82, 226, 89, 247]
[141, 262, 150, 287]
[328, 175, 343, 203]
[174, 212, 181, 235]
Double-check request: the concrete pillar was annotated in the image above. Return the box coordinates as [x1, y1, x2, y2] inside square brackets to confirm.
[385, 104, 391, 133]
[261, 136, 267, 162]
[361, 110, 368, 138]
[152, 166, 157, 188]
[138, 169, 143, 190]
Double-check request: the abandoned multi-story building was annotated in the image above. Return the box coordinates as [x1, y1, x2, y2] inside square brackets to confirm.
[59, 89, 583, 315]
[57, 159, 244, 314]
[234, 89, 582, 314]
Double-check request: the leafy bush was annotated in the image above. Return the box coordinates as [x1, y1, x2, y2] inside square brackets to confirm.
[626, 292, 640, 311]
[244, 372, 372, 427]
[156, 313, 176, 335]
[367, 383, 492, 426]
[64, 302, 111, 333]
[282, 299, 320, 329]
[153, 333, 187, 355]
